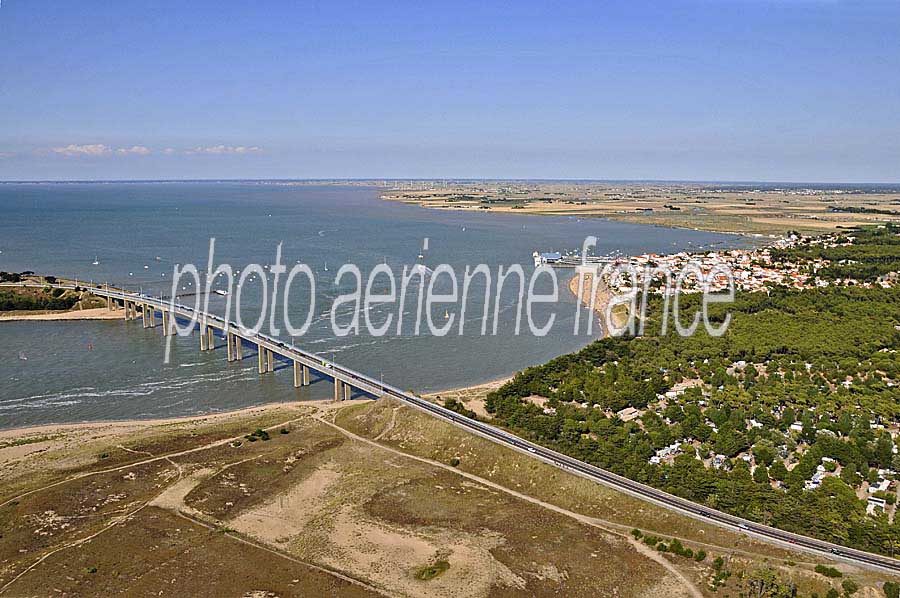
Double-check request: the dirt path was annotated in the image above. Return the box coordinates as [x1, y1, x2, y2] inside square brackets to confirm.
[373, 406, 400, 441]
[314, 410, 705, 598]
[174, 510, 389, 595]
[0, 412, 312, 510]
[0, 410, 391, 596]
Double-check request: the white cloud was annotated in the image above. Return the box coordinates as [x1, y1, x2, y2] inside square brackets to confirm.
[116, 145, 151, 156]
[51, 144, 112, 157]
[47, 143, 261, 158]
[186, 145, 262, 155]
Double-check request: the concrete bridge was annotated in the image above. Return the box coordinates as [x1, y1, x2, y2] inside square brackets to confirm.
[96, 284, 383, 401]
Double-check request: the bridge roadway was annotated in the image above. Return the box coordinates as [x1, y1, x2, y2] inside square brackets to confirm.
[14, 282, 900, 574]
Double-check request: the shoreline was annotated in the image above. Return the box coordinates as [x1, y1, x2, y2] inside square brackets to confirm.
[0, 376, 519, 438]
[0, 400, 307, 440]
[0, 306, 122, 322]
[567, 270, 614, 329]
[424, 376, 512, 398]
[0, 374, 522, 439]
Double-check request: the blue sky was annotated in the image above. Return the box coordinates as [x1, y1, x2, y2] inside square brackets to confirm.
[1, 0, 898, 182]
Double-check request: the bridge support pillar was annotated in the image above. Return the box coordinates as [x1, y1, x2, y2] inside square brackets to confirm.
[266, 349, 274, 372]
[207, 326, 215, 350]
[343, 383, 351, 401]
[200, 326, 208, 351]
[257, 344, 265, 374]
[334, 379, 342, 401]
[227, 332, 234, 362]
[293, 361, 301, 388]
[142, 305, 149, 328]
[147, 306, 154, 328]
[161, 310, 169, 336]
[123, 301, 129, 320]
[235, 336, 243, 360]
[302, 364, 310, 386]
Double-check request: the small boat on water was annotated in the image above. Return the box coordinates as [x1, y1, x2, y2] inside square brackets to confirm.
[214, 289, 228, 296]
[92, 256, 100, 265]
[444, 310, 450, 320]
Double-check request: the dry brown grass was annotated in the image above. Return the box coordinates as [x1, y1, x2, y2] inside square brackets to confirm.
[1, 399, 896, 597]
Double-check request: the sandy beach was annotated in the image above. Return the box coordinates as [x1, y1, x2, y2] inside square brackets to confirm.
[0, 306, 122, 322]
[0, 401, 299, 442]
[0, 375, 512, 471]
[424, 376, 512, 418]
[569, 270, 614, 321]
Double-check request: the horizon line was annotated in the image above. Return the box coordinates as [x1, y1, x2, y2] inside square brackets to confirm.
[2, 177, 900, 187]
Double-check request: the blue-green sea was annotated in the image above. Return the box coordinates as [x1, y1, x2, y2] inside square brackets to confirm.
[0, 182, 744, 428]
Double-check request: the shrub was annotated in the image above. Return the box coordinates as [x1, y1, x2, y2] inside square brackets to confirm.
[245, 428, 270, 442]
[449, 457, 460, 467]
[415, 560, 450, 581]
[694, 550, 707, 562]
[631, 528, 643, 539]
[444, 397, 477, 419]
[884, 581, 900, 598]
[841, 578, 859, 595]
[815, 564, 842, 578]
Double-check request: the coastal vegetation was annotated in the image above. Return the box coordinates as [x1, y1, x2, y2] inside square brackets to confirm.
[484, 226, 900, 558]
[0, 274, 106, 314]
[0, 286, 79, 311]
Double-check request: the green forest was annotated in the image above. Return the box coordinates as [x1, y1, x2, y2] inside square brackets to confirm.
[483, 225, 900, 557]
